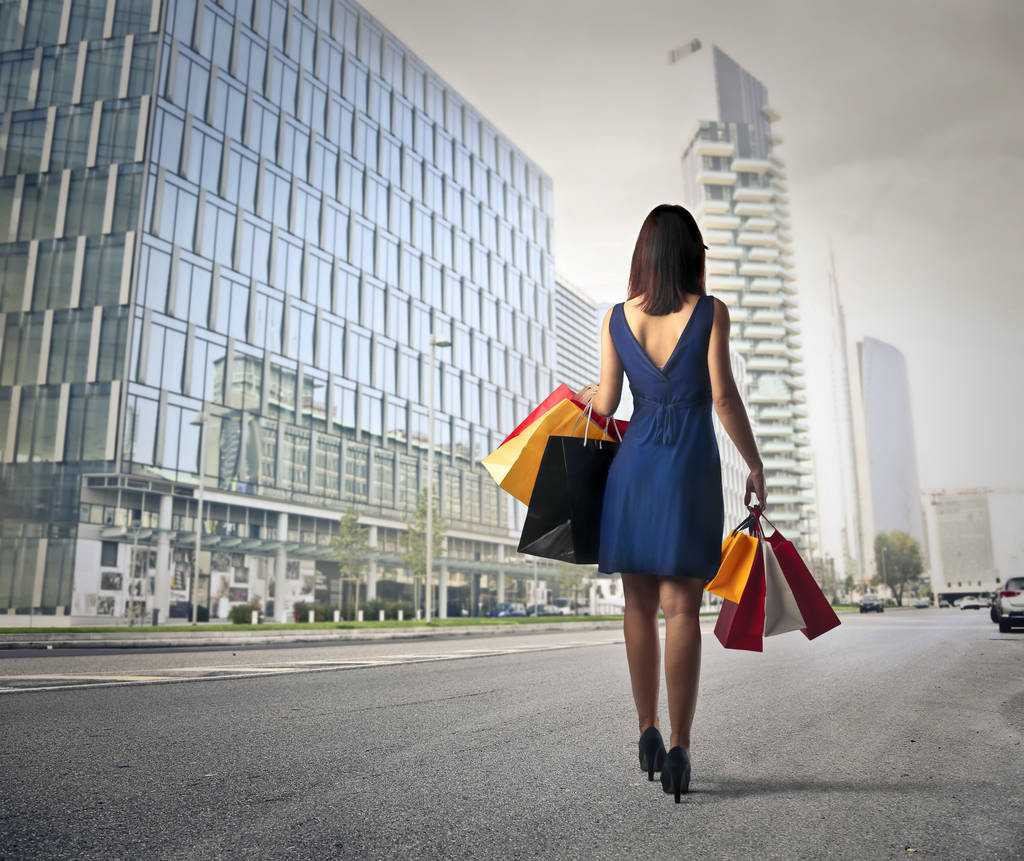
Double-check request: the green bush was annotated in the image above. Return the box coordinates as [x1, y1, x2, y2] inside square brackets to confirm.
[293, 601, 333, 622]
[358, 599, 416, 620]
[229, 600, 261, 625]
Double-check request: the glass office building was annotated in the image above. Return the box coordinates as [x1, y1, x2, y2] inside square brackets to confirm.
[0, 0, 557, 624]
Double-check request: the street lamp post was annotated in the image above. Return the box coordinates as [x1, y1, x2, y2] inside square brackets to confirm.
[189, 405, 232, 625]
[881, 545, 889, 599]
[426, 333, 451, 624]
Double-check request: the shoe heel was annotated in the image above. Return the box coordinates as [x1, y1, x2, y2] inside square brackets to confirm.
[638, 726, 666, 782]
[661, 746, 691, 802]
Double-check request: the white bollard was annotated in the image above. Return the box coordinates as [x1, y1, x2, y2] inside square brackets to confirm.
[357, 610, 364, 622]
[251, 610, 259, 625]
[397, 609, 403, 621]
[333, 609, 340, 622]
[416, 608, 422, 620]
[378, 609, 384, 621]
[308, 609, 315, 623]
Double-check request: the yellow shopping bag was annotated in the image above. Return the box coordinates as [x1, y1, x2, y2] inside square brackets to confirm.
[482, 399, 616, 505]
[705, 526, 759, 604]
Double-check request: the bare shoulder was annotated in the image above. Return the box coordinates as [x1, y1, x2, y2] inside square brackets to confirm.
[709, 295, 730, 326]
[601, 304, 615, 331]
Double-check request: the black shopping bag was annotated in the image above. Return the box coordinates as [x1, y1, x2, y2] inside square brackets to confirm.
[517, 434, 619, 564]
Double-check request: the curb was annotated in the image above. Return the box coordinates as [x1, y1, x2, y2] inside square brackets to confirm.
[0, 620, 630, 650]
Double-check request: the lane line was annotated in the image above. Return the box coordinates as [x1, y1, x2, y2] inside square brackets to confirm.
[0, 638, 624, 695]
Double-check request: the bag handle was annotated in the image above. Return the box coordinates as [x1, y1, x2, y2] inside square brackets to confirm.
[569, 398, 622, 446]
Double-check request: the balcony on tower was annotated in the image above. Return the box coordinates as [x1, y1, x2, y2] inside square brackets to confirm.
[702, 213, 741, 230]
[739, 261, 784, 278]
[706, 244, 742, 260]
[747, 246, 780, 262]
[694, 138, 736, 158]
[731, 158, 773, 176]
[737, 231, 778, 247]
[697, 168, 738, 186]
[742, 216, 777, 232]
[733, 187, 774, 203]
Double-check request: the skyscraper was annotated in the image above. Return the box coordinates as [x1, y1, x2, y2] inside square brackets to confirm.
[675, 43, 815, 551]
[0, 0, 557, 624]
[827, 250, 866, 581]
[553, 276, 599, 393]
[855, 337, 924, 551]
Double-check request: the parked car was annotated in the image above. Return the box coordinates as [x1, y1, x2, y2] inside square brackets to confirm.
[487, 602, 527, 618]
[911, 598, 931, 608]
[938, 599, 951, 608]
[526, 603, 560, 616]
[551, 598, 577, 616]
[958, 596, 987, 610]
[859, 595, 884, 613]
[993, 577, 1024, 633]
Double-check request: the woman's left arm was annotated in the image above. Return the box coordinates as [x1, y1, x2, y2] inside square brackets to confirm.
[574, 306, 623, 417]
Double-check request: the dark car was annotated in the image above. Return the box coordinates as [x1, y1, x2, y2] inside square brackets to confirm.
[859, 595, 884, 613]
[487, 602, 526, 618]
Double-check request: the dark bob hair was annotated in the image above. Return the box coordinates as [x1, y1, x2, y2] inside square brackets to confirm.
[626, 204, 707, 315]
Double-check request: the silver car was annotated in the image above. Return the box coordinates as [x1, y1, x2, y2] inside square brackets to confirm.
[995, 577, 1024, 633]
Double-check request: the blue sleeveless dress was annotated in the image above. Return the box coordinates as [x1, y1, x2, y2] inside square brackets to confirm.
[598, 295, 724, 581]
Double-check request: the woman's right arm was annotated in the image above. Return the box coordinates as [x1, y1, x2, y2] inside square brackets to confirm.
[707, 297, 766, 507]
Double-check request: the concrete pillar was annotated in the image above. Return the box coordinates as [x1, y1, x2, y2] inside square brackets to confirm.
[438, 562, 448, 619]
[438, 536, 448, 618]
[153, 494, 173, 623]
[366, 524, 378, 601]
[275, 511, 288, 622]
[497, 570, 506, 604]
[470, 572, 480, 617]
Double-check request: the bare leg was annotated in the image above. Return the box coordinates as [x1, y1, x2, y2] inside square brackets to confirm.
[659, 576, 705, 754]
[621, 572, 663, 734]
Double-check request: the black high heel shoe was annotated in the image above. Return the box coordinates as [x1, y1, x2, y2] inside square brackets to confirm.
[660, 746, 691, 802]
[638, 726, 667, 781]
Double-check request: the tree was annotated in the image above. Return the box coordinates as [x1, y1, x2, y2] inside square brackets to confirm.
[401, 489, 448, 617]
[874, 530, 924, 606]
[332, 509, 370, 617]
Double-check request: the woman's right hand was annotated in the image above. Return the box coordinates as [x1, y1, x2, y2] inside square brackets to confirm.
[744, 468, 766, 509]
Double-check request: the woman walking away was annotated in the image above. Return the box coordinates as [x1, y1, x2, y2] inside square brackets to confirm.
[575, 204, 765, 802]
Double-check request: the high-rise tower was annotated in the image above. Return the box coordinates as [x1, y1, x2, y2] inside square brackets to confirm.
[676, 43, 815, 550]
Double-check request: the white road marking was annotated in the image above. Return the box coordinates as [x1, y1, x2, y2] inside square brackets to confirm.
[0, 638, 623, 695]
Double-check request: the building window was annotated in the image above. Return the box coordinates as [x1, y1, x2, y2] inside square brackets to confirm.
[174, 254, 212, 326]
[32, 238, 76, 311]
[185, 120, 222, 192]
[171, 48, 210, 119]
[157, 175, 198, 250]
[80, 235, 125, 308]
[100, 540, 118, 568]
[47, 309, 91, 384]
[253, 286, 283, 352]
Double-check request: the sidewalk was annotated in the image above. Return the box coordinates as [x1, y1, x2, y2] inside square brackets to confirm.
[0, 618, 635, 650]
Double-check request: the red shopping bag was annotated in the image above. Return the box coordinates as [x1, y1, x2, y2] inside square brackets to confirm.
[501, 384, 575, 446]
[502, 384, 629, 448]
[713, 542, 766, 652]
[756, 511, 841, 641]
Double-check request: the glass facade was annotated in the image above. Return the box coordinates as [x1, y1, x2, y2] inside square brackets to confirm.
[0, 0, 557, 621]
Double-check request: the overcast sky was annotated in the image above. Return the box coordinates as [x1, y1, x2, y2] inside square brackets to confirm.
[361, 0, 1024, 558]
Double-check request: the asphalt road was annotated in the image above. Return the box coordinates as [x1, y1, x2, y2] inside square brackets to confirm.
[1, 610, 1021, 860]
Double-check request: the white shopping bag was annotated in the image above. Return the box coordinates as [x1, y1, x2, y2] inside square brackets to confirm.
[763, 540, 804, 636]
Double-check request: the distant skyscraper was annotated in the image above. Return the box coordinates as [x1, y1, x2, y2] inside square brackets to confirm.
[675, 43, 816, 551]
[855, 337, 925, 552]
[827, 251, 866, 581]
[0, 0, 557, 624]
[553, 277, 600, 392]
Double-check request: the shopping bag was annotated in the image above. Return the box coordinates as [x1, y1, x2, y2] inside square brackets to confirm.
[481, 399, 618, 505]
[517, 434, 619, 564]
[762, 538, 805, 637]
[713, 541, 766, 652]
[759, 512, 841, 640]
[705, 516, 760, 604]
[501, 384, 575, 446]
[501, 384, 629, 448]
